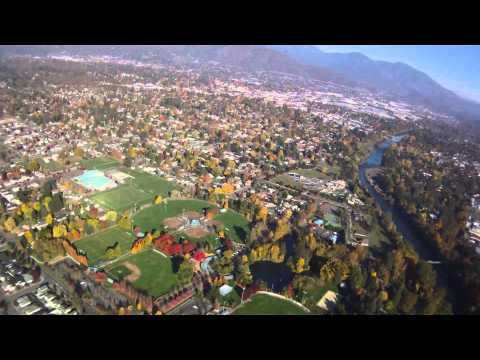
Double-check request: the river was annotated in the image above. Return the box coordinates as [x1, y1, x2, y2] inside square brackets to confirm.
[251, 133, 456, 307]
[358, 134, 438, 260]
[358, 133, 457, 308]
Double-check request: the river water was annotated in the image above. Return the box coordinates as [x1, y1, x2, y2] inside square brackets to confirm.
[358, 134, 438, 260]
[251, 134, 456, 307]
[358, 133, 456, 307]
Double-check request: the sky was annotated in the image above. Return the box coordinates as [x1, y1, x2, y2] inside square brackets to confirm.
[315, 45, 480, 102]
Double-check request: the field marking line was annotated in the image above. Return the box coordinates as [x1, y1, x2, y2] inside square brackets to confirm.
[256, 291, 311, 313]
[152, 249, 167, 258]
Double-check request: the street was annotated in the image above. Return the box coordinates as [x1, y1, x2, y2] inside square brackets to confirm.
[166, 296, 211, 315]
[0, 279, 47, 315]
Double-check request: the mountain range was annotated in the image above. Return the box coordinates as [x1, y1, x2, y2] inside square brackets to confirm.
[1, 45, 479, 121]
[265, 45, 480, 121]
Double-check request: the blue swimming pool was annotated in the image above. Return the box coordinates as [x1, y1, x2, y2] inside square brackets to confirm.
[74, 170, 116, 191]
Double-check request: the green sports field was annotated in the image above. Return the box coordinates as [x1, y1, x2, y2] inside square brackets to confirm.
[80, 156, 119, 170]
[124, 169, 177, 197]
[232, 293, 309, 315]
[86, 169, 177, 212]
[214, 210, 250, 243]
[89, 184, 152, 212]
[107, 264, 132, 281]
[74, 227, 135, 266]
[133, 200, 250, 245]
[106, 250, 178, 298]
[133, 199, 213, 232]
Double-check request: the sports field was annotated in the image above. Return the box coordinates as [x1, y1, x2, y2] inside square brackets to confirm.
[74, 227, 135, 266]
[125, 170, 177, 197]
[89, 184, 152, 212]
[87, 169, 177, 212]
[106, 250, 178, 298]
[107, 264, 132, 281]
[80, 156, 119, 170]
[133, 200, 249, 246]
[214, 210, 250, 243]
[133, 199, 213, 232]
[232, 293, 309, 315]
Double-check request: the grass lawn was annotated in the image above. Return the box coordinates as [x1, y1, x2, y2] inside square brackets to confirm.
[271, 175, 302, 190]
[124, 169, 177, 197]
[232, 293, 308, 315]
[75, 227, 135, 266]
[324, 213, 342, 230]
[302, 281, 338, 307]
[315, 161, 341, 178]
[133, 199, 214, 232]
[80, 156, 119, 170]
[106, 250, 178, 298]
[214, 210, 250, 243]
[133, 200, 249, 247]
[172, 232, 220, 248]
[89, 184, 153, 212]
[368, 219, 391, 248]
[107, 264, 132, 281]
[293, 168, 327, 179]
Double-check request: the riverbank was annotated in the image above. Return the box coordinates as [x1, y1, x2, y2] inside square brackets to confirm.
[358, 131, 460, 312]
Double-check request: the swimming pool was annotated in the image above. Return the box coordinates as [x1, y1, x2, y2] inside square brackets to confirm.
[74, 170, 116, 191]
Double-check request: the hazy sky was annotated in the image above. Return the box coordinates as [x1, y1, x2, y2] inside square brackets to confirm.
[316, 45, 480, 102]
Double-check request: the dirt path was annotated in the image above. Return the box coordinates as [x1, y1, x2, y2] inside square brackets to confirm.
[123, 261, 141, 282]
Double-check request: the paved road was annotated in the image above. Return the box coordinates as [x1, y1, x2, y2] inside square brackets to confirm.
[167, 297, 211, 315]
[0, 279, 46, 315]
[41, 267, 97, 315]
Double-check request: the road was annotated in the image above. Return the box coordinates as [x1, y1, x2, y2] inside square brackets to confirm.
[166, 296, 211, 315]
[0, 279, 46, 315]
[41, 266, 98, 315]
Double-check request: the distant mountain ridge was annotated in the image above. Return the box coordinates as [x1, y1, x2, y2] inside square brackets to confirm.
[1, 45, 480, 121]
[0, 45, 354, 86]
[265, 45, 480, 121]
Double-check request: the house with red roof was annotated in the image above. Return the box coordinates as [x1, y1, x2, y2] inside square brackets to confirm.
[182, 241, 196, 255]
[161, 243, 182, 257]
[193, 250, 206, 263]
[154, 234, 175, 249]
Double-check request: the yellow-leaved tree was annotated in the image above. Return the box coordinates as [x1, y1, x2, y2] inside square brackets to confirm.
[128, 147, 137, 158]
[3, 217, 16, 233]
[295, 257, 306, 274]
[43, 196, 52, 212]
[273, 219, 290, 241]
[221, 183, 235, 194]
[257, 207, 268, 223]
[45, 213, 54, 225]
[118, 212, 132, 231]
[154, 195, 163, 205]
[20, 203, 33, 219]
[24, 230, 34, 246]
[32, 201, 41, 212]
[53, 224, 67, 238]
[105, 210, 118, 222]
[145, 232, 153, 245]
